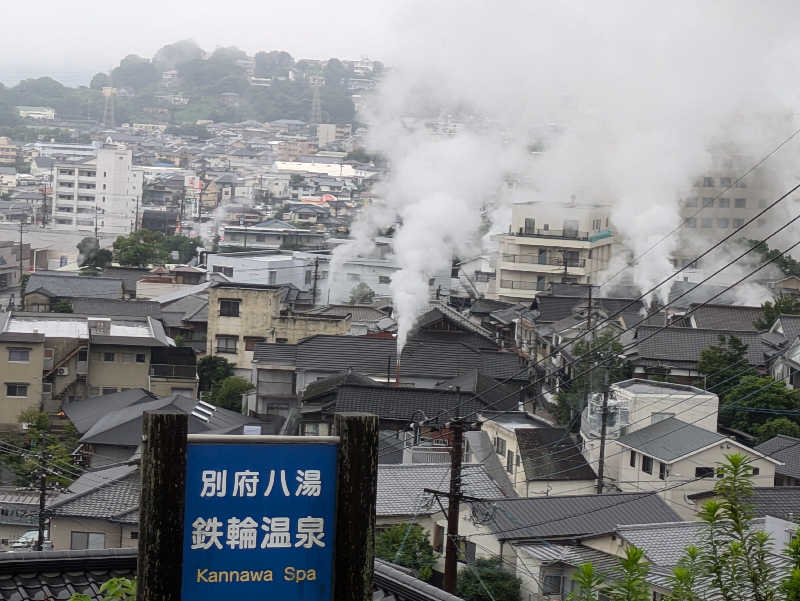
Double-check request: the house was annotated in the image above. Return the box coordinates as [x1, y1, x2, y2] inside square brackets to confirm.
[610, 417, 779, 518]
[62, 388, 157, 435]
[0, 311, 193, 422]
[0, 549, 465, 601]
[221, 220, 326, 251]
[0, 489, 42, 551]
[511, 428, 596, 497]
[23, 272, 123, 312]
[206, 282, 348, 377]
[69, 298, 161, 319]
[0, 241, 30, 291]
[767, 315, 800, 389]
[305, 304, 391, 335]
[689, 486, 800, 521]
[755, 434, 800, 485]
[688, 303, 763, 331]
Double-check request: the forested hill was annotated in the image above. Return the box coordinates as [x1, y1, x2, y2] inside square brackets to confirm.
[0, 40, 379, 129]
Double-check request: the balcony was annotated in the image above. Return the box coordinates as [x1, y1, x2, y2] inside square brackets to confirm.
[502, 254, 586, 268]
[500, 279, 545, 291]
[513, 229, 589, 240]
[149, 364, 197, 379]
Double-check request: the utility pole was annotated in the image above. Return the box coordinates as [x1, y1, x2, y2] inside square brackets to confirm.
[596, 365, 610, 494]
[94, 205, 99, 240]
[34, 434, 47, 551]
[444, 417, 465, 594]
[312, 256, 319, 304]
[18, 220, 24, 284]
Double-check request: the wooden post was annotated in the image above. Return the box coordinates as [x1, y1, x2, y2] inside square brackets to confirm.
[136, 411, 188, 601]
[333, 412, 379, 601]
[444, 419, 465, 594]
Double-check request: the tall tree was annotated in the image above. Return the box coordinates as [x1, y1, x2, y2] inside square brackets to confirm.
[457, 557, 521, 601]
[375, 524, 438, 581]
[719, 375, 800, 438]
[754, 295, 800, 330]
[209, 376, 253, 412]
[697, 335, 755, 399]
[197, 356, 234, 392]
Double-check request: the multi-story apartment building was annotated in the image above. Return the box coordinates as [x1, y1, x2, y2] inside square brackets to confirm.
[0, 312, 197, 425]
[494, 201, 617, 302]
[50, 144, 142, 235]
[0, 137, 18, 166]
[206, 282, 350, 377]
[676, 151, 775, 268]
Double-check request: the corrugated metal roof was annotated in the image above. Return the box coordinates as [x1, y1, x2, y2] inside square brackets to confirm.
[615, 417, 726, 462]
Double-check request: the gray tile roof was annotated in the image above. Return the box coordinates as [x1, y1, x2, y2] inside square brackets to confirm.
[690, 303, 763, 331]
[616, 417, 726, 462]
[616, 521, 706, 566]
[377, 464, 507, 516]
[774, 315, 800, 345]
[515, 428, 596, 481]
[478, 492, 680, 540]
[0, 549, 462, 601]
[464, 431, 518, 497]
[307, 304, 388, 322]
[748, 487, 800, 521]
[436, 370, 524, 411]
[755, 434, 800, 480]
[71, 298, 162, 318]
[63, 389, 157, 434]
[25, 272, 123, 300]
[630, 326, 771, 368]
[49, 467, 140, 520]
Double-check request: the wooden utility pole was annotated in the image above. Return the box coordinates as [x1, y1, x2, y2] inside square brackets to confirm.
[34, 434, 47, 551]
[18, 221, 23, 284]
[444, 418, 465, 594]
[596, 366, 610, 494]
[312, 256, 320, 304]
[333, 412, 378, 601]
[136, 411, 188, 601]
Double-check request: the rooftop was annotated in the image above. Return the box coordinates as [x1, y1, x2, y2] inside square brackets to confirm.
[24, 272, 123, 300]
[616, 417, 728, 462]
[515, 428, 596, 482]
[755, 434, 800, 480]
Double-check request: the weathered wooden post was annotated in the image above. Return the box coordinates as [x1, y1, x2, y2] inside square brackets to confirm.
[333, 412, 379, 601]
[136, 411, 188, 601]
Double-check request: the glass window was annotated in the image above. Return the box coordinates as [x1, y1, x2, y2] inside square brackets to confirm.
[752, 467, 760, 476]
[717, 218, 729, 228]
[245, 336, 266, 351]
[701, 218, 713, 228]
[305, 271, 312, 285]
[703, 177, 714, 187]
[506, 450, 514, 473]
[121, 353, 134, 363]
[219, 299, 240, 317]
[8, 348, 30, 362]
[103, 352, 115, 362]
[542, 574, 563, 595]
[216, 336, 238, 354]
[629, 450, 636, 468]
[5, 383, 28, 397]
[642, 455, 653, 474]
[494, 436, 507, 455]
[659, 462, 668, 480]
[136, 353, 146, 363]
[695, 467, 715, 478]
[685, 217, 697, 228]
[379, 276, 391, 284]
[702, 197, 714, 208]
[78, 349, 88, 361]
[719, 198, 730, 208]
[734, 198, 746, 208]
[720, 177, 732, 187]
[733, 218, 745, 228]
[268, 271, 277, 284]
[70, 531, 105, 550]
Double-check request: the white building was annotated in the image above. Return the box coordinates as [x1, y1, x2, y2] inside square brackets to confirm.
[16, 106, 55, 120]
[207, 251, 315, 292]
[50, 144, 142, 235]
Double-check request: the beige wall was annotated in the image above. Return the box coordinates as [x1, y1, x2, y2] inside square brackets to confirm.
[87, 345, 150, 393]
[23, 292, 52, 312]
[0, 523, 35, 550]
[0, 340, 44, 425]
[149, 377, 198, 397]
[274, 315, 350, 344]
[50, 516, 127, 550]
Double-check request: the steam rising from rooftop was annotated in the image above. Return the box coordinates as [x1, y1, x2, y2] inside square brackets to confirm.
[335, 1, 800, 350]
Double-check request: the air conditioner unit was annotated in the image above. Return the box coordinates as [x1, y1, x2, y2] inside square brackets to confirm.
[56, 367, 69, 376]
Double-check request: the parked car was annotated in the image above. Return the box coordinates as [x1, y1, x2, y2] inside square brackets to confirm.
[9, 529, 51, 551]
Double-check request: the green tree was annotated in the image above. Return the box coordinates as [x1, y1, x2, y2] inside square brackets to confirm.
[719, 375, 800, 438]
[111, 55, 159, 91]
[290, 173, 305, 188]
[51, 299, 73, 313]
[153, 39, 204, 71]
[748, 240, 800, 279]
[161, 233, 202, 263]
[70, 577, 136, 601]
[567, 564, 604, 601]
[197, 355, 234, 392]
[89, 72, 111, 90]
[375, 524, 438, 581]
[349, 282, 375, 304]
[12, 409, 78, 489]
[254, 51, 294, 78]
[209, 376, 253, 412]
[697, 335, 755, 399]
[112, 230, 169, 267]
[77, 237, 112, 269]
[608, 547, 649, 601]
[457, 557, 521, 601]
[755, 417, 800, 443]
[754, 294, 800, 330]
[554, 332, 630, 426]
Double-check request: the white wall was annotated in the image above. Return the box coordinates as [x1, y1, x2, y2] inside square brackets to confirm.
[207, 254, 312, 290]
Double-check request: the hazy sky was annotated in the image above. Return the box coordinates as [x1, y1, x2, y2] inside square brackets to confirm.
[0, 0, 396, 86]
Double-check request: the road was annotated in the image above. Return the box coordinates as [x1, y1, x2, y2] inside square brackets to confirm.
[0, 224, 117, 254]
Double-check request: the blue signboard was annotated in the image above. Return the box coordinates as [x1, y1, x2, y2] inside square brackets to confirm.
[181, 437, 338, 600]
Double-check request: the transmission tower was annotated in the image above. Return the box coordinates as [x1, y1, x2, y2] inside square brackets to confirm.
[309, 76, 324, 124]
[102, 87, 116, 128]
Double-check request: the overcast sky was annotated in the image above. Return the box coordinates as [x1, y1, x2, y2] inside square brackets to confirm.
[0, 0, 398, 86]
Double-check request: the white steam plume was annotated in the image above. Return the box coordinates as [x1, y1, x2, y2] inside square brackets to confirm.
[336, 1, 800, 349]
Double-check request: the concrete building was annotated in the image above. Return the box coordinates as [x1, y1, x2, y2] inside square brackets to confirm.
[220, 220, 326, 251]
[0, 241, 30, 291]
[494, 201, 616, 302]
[0, 311, 196, 425]
[206, 282, 350, 377]
[16, 106, 55, 120]
[0, 137, 18, 167]
[50, 144, 142, 235]
[207, 251, 316, 292]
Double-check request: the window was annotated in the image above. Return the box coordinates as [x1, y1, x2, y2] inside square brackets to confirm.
[651, 412, 674, 424]
[8, 348, 30, 362]
[734, 198, 746, 208]
[78, 349, 88, 362]
[121, 353, 134, 363]
[629, 450, 637, 468]
[245, 336, 266, 351]
[103, 352, 115, 362]
[494, 436, 507, 456]
[70, 531, 105, 550]
[542, 573, 564, 595]
[702, 197, 714, 208]
[305, 271, 312, 285]
[720, 177, 732, 187]
[703, 177, 714, 187]
[685, 197, 697, 207]
[219, 299, 240, 317]
[735, 180, 747, 188]
[212, 265, 234, 277]
[5, 383, 28, 397]
[102, 387, 118, 395]
[752, 467, 760, 476]
[718, 218, 729, 228]
[523, 217, 535, 234]
[733, 218, 745, 228]
[268, 271, 277, 284]
[135, 353, 146, 363]
[642, 455, 653, 474]
[659, 462, 668, 480]
[433, 525, 445, 553]
[130, 531, 139, 540]
[685, 217, 697, 228]
[695, 467, 715, 478]
[719, 198, 730, 208]
[216, 335, 237, 354]
[303, 422, 320, 436]
[347, 273, 360, 282]
[506, 450, 514, 473]
[701, 218, 713, 228]
[378, 276, 391, 284]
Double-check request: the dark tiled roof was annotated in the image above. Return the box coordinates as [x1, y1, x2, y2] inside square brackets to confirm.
[755, 434, 800, 480]
[774, 315, 800, 345]
[25, 272, 123, 300]
[253, 342, 298, 364]
[0, 549, 463, 601]
[63, 389, 157, 434]
[689, 303, 763, 331]
[302, 371, 377, 401]
[479, 493, 680, 541]
[630, 326, 771, 368]
[469, 299, 514, 316]
[515, 428, 596, 481]
[49, 469, 140, 520]
[746, 487, 800, 521]
[436, 370, 522, 411]
[667, 281, 738, 309]
[307, 304, 387, 322]
[71, 298, 161, 318]
[616, 418, 726, 462]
